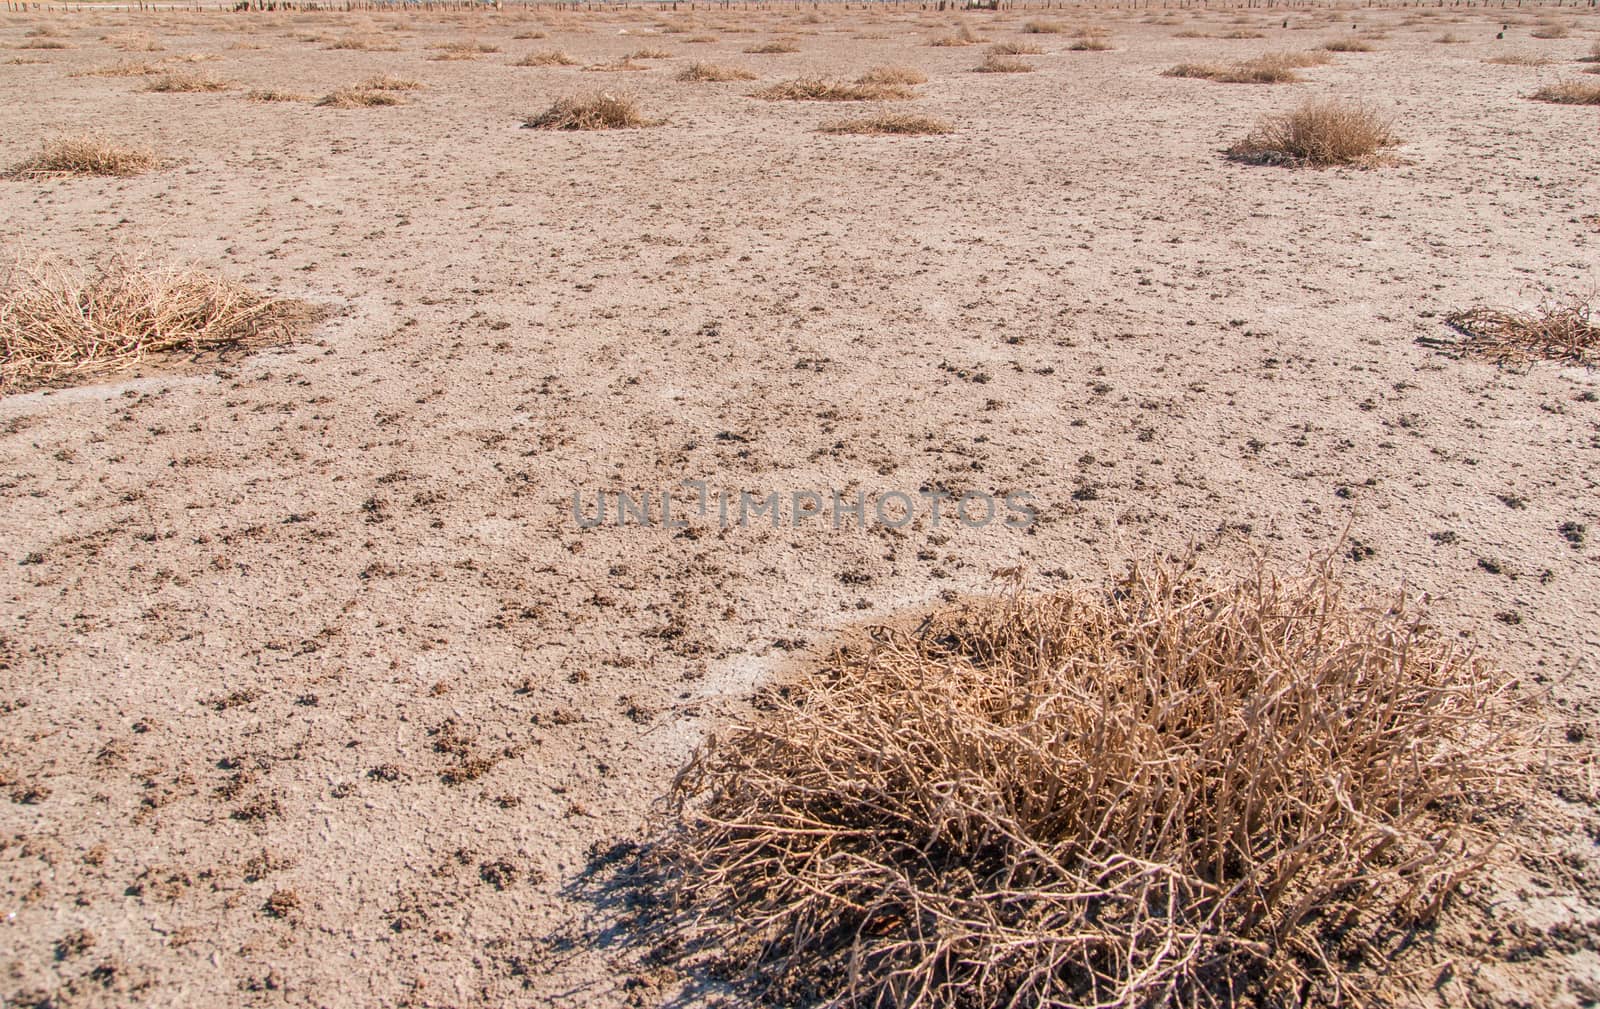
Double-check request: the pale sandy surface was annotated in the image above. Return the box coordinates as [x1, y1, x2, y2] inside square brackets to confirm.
[1, 4, 1598, 1007]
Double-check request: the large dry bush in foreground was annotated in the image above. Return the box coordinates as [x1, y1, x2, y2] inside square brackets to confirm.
[639, 557, 1525, 1008]
[1446, 300, 1598, 365]
[0, 258, 291, 392]
[1228, 99, 1398, 167]
[522, 92, 661, 129]
[6, 137, 158, 179]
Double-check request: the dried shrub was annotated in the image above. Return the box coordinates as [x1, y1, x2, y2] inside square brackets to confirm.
[1068, 28, 1112, 51]
[326, 34, 399, 51]
[245, 89, 309, 102]
[988, 40, 1043, 55]
[636, 557, 1527, 1009]
[744, 40, 799, 54]
[1445, 300, 1598, 365]
[1227, 99, 1398, 167]
[583, 59, 649, 73]
[316, 88, 404, 108]
[974, 54, 1035, 73]
[625, 47, 673, 60]
[355, 74, 421, 91]
[1529, 21, 1570, 39]
[1486, 54, 1552, 65]
[1529, 79, 1600, 104]
[522, 92, 662, 130]
[855, 64, 927, 86]
[818, 112, 952, 135]
[1322, 37, 1374, 52]
[1168, 50, 1330, 84]
[1022, 19, 1066, 33]
[143, 72, 229, 93]
[107, 33, 163, 51]
[431, 38, 498, 55]
[676, 61, 757, 82]
[751, 78, 913, 101]
[74, 60, 164, 78]
[0, 257, 301, 392]
[514, 49, 578, 66]
[18, 39, 72, 50]
[6, 136, 159, 179]
[929, 23, 986, 47]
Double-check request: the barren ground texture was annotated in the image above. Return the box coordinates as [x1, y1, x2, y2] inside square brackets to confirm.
[0, 3, 1597, 1008]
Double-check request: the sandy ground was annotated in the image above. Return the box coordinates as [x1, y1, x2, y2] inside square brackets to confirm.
[0, 3, 1598, 1006]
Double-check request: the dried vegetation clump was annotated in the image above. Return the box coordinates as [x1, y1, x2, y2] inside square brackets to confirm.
[627, 556, 1528, 1009]
[1227, 99, 1399, 166]
[1445, 300, 1599, 365]
[0, 258, 305, 392]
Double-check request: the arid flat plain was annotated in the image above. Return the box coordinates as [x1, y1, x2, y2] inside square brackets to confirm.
[1, 3, 1598, 1006]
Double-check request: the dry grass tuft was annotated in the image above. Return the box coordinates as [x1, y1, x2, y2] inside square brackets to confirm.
[1446, 300, 1599, 365]
[1228, 99, 1398, 166]
[1486, 53, 1553, 65]
[751, 78, 913, 101]
[676, 61, 757, 82]
[1529, 21, 1570, 39]
[744, 39, 800, 54]
[975, 54, 1036, 73]
[143, 72, 229, 93]
[1322, 37, 1374, 52]
[6, 136, 159, 179]
[17, 39, 73, 50]
[988, 40, 1043, 55]
[75, 60, 164, 78]
[624, 47, 673, 60]
[326, 34, 399, 51]
[432, 38, 498, 55]
[103, 31, 163, 52]
[1167, 51, 1329, 84]
[855, 64, 927, 86]
[244, 89, 310, 103]
[522, 92, 661, 130]
[514, 49, 578, 67]
[355, 74, 421, 91]
[316, 88, 405, 108]
[929, 23, 986, 47]
[1529, 78, 1600, 104]
[583, 59, 649, 73]
[1022, 19, 1066, 34]
[1068, 28, 1113, 51]
[818, 111, 952, 135]
[0, 257, 297, 392]
[634, 556, 1527, 1009]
